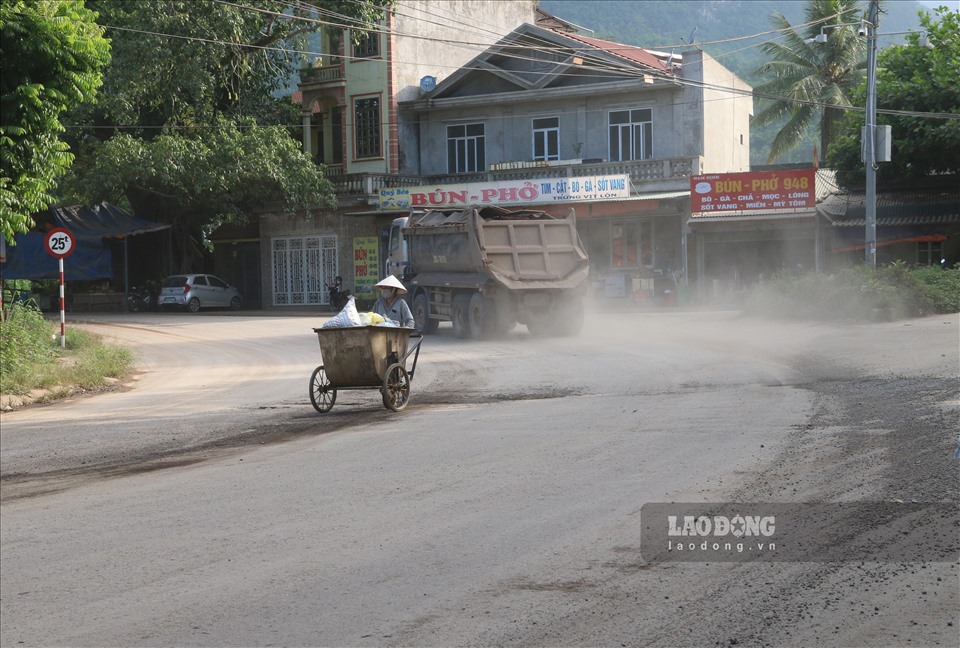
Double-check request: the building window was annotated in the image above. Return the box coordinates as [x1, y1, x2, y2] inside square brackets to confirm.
[609, 108, 652, 161]
[918, 240, 943, 266]
[272, 236, 338, 306]
[354, 97, 381, 159]
[353, 31, 379, 58]
[532, 117, 559, 161]
[447, 123, 485, 174]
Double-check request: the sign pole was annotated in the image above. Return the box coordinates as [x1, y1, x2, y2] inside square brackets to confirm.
[59, 257, 66, 348]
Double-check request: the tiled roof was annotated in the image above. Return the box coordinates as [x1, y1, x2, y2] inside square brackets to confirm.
[291, 90, 322, 113]
[829, 214, 960, 227]
[820, 182, 960, 225]
[555, 31, 672, 74]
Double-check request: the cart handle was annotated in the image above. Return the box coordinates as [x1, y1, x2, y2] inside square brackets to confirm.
[403, 332, 423, 380]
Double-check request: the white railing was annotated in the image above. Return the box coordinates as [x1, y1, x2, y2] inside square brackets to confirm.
[300, 65, 343, 84]
[326, 156, 700, 198]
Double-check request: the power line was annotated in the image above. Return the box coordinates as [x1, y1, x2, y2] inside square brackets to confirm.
[208, 0, 867, 77]
[85, 18, 960, 123]
[11, 3, 957, 132]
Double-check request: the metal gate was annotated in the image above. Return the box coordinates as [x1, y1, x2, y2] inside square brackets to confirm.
[272, 235, 338, 306]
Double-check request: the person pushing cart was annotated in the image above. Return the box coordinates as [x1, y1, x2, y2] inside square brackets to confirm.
[371, 275, 414, 328]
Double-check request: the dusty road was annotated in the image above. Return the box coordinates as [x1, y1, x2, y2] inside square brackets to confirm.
[1, 308, 957, 647]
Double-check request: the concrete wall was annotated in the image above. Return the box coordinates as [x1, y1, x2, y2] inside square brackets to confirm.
[259, 210, 396, 309]
[394, 1, 537, 103]
[406, 50, 751, 177]
[679, 50, 752, 173]
[346, 0, 536, 176]
[413, 85, 687, 176]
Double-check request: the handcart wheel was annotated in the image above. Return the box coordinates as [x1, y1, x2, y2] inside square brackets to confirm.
[381, 363, 411, 411]
[309, 365, 337, 413]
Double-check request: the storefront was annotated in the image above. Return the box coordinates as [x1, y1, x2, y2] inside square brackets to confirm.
[687, 213, 821, 301]
[685, 167, 822, 301]
[546, 194, 688, 304]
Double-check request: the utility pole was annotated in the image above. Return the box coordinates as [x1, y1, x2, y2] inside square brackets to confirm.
[864, 0, 879, 267]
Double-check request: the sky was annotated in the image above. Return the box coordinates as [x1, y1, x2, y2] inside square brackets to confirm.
[915, 0, 959, 8]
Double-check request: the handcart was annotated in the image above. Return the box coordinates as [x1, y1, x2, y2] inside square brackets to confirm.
[309, 326, 423, 413]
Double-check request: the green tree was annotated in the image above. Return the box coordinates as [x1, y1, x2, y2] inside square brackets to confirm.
[826, 7, 960, 187]
[80, 0, 387, 131]
[0, 0, 110, 243]
[59, 0, 391, 254]
[67, 120, 334, 235]
[752, 0, 868, 163]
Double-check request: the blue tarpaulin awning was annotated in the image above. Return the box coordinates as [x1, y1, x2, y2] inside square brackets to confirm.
[0, 232, 115, 280]
[0, 203, 170, 281]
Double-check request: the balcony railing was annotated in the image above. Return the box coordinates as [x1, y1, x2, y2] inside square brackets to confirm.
[300, 64, 343, 85]
[325, 156, 700, 200]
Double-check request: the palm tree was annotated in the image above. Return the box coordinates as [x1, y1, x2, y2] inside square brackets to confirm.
[753, 0, 869, 163]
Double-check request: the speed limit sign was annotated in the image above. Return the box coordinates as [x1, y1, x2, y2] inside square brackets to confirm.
[44, 227, 76, 259]
[44, 227, 75, 348]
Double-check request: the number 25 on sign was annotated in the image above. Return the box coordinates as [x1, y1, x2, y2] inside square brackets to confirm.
[44, 228, 75, 259]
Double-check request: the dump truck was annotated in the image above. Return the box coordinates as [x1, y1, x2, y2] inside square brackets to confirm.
[385, 206, 589, 338]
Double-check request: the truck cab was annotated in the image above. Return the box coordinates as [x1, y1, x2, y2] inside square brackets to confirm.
[386, 216, 410, 279]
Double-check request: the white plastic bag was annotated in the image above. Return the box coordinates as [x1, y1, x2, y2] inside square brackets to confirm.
[321, 296, 363, 328]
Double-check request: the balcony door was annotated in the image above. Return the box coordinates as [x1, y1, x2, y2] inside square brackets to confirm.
[609, 109, 652, 161]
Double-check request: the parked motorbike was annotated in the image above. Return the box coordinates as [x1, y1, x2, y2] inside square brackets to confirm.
[126, 285, 157, 312]
[327, 276, 350, 311]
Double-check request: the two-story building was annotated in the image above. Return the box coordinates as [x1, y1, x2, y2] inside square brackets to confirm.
[395, 22, 751, 302]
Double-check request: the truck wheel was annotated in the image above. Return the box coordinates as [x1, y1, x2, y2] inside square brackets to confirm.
[468, 293, 494, 339]
[451, 294, 472, 339]
[413, 293, 439, 334]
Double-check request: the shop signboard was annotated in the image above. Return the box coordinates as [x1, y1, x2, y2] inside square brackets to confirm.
[690, 169, 815, 215]
[352, 236, 379, 298]
[378, 174, 630, 210]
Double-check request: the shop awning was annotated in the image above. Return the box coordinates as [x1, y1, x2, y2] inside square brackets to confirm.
[344, 209, 409, 217]
[689, 211, 816, 225]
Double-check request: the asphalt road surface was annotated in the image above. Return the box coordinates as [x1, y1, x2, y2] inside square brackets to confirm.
[1, 308, 957, 647]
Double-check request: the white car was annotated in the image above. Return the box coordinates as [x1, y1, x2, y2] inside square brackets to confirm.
[159, 274, 242, 313]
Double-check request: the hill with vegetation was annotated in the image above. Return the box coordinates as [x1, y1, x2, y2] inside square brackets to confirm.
[540, 0, 934, 164]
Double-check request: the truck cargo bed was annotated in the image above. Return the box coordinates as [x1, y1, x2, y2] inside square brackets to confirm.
[404, 207, 589, 290]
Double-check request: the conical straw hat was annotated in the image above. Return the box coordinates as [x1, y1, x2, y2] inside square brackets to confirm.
[375, 275, 407, 294]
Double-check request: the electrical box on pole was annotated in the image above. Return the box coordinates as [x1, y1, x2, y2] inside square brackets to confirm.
[861, 124, 892, 163]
